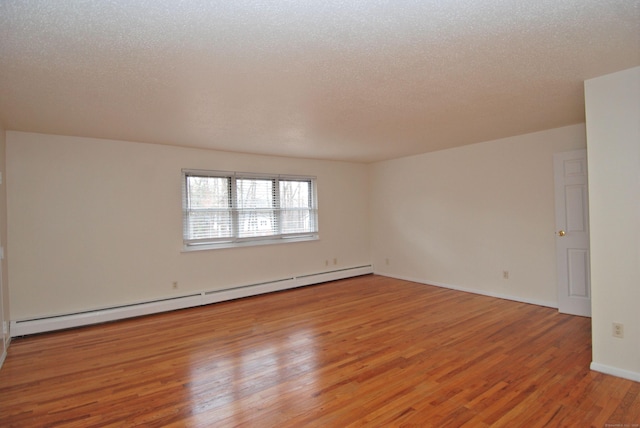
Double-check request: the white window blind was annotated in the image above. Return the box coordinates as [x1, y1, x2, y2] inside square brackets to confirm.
[183, 170, 318, 248]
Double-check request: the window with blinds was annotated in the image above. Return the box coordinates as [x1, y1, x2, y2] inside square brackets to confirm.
[183, 170, 318, 249]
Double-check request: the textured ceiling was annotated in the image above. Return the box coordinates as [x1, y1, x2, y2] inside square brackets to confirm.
[0, 1, 638, 162]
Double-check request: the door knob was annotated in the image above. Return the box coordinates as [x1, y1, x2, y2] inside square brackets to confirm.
[558, 230, 566, 237]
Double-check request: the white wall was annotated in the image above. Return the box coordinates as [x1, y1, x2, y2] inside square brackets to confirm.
[585, 66, 640, 381]
[0, 123, 9, 361]
[371, 124, 586, 306]
[6, 132, 370, 320]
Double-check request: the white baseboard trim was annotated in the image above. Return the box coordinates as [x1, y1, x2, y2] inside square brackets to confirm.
[590, 362, 640, 383]
[376, 272, 558, 309]
[10, 265, 373, 337]
[0, 337, 9, 370]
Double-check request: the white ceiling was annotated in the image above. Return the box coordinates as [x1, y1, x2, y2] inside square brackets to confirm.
[0, 1, 638, 163]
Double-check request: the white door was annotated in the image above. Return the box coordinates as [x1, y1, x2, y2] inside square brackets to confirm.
[554, 149, 591, 317]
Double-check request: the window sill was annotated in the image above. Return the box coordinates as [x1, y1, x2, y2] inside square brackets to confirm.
[181, 234, 319, 252]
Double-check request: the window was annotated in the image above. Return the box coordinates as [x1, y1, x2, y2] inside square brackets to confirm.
[182, 170, 318, 249]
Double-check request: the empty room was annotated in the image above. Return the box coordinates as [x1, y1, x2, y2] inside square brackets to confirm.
[0, 1, 639, 426]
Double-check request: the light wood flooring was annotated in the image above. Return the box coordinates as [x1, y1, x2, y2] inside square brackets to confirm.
[1, 275, 639, 427]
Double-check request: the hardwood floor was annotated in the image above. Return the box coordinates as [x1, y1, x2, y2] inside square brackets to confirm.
[1, 275, 638, 427]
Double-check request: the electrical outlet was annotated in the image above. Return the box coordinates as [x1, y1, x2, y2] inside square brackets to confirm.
[503, 271, 509, 280]
[325, 260, 329, 267]
[612, 322, 624, 338]
[172, 281, 178, 290]
[385, 258, 390, 265]
[333, 258, 337, 265]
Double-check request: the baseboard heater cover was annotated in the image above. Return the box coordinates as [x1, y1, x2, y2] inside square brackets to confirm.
[11, 294, 203, 337]
[10, 265, 373, 337]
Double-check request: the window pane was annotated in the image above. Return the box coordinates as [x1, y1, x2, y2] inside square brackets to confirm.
[237, 179, 276, 237]
[281, 209, 313, 234]
[280, 180, 310, 208]
[188, 210, 232, 240]
[238, 209, 277, 238]
[237, 179, 274, 208]
[186, 176, 232, 240]
[280, 180, 313, 234]
[187, 176, 229, 209]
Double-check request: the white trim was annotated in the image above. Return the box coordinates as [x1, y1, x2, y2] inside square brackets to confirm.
[182, 169, 317, 181]
[375, 271, 558, 309]
[590, 362, 640, 383]
[182, 234, 319, 252]
[0, 337, 9, 370]
[10, 265, 373, 337]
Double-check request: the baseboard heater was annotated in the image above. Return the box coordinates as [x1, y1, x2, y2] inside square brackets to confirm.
[10, 265, 373, 337]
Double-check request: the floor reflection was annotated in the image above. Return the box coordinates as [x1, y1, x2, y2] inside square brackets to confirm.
[186, 325, 320, 426]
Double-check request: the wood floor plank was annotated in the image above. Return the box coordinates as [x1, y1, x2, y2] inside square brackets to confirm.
[1, 275, 639, 427]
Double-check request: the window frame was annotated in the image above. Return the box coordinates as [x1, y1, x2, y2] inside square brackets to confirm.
[182, 169, 319, 251]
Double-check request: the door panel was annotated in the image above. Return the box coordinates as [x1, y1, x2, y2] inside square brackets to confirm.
[567, 249, 589, 298]
[565, 185, 587, 232]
